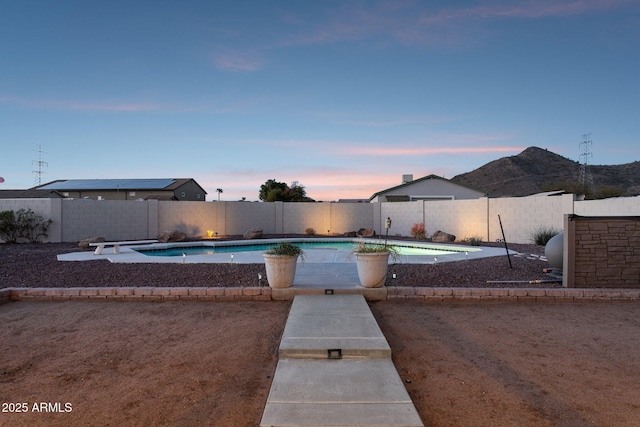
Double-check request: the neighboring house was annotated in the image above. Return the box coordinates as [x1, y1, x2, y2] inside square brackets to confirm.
[33, 178, 208, 201]
[369, 174, 486, 203]
[0, 189, 65, 199]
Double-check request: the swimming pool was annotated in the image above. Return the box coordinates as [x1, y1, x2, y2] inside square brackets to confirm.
[57, 237, 512, 264]
[130, 237, 484, 262]
[135, 240, 465, 257]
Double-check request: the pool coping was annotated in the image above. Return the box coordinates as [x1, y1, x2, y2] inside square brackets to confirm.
[57, 238, 516, 264]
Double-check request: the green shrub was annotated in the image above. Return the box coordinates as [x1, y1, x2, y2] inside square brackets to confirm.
[0, 210, 20, 243]
[530, 226, 561, 246]
[352, 241, 400, 260]
[461, 236, 483, 246]
[0, 208, 52, 243]
[265, 242, 305, 257]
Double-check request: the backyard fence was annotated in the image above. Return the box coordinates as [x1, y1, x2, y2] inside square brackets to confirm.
[1, 195, 639, 244]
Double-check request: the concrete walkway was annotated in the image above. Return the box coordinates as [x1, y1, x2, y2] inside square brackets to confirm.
[261, 294, 424, 426]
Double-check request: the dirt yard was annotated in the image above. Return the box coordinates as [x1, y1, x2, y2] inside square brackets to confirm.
[2, 300, 640, 426]
[371, 301, 640, 427]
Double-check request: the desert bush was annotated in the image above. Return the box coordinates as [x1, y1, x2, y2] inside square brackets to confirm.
[265, 242, 305, 258]
[530, 226, 561, 246]
[0, 209, 52, 243]
[461, 236, 483, 246]
[410, 222, 426, 240]
[305, 227, 316, 235]
[0, 210, 20, 243]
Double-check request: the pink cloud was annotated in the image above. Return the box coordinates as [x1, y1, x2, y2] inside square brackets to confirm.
[338, 145, 525, 157]
[214, 51, 264, 72]
[330, 115, 460, 127]
[278, 0, 630, 49]
[0, 95, 227, 113]
[421, 0, 629, 24]
[0, 95, 162, 112]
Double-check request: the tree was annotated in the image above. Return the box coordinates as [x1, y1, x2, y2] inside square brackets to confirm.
[287, 181, 314, 202]
[259, 179, 315, 202]
[259, 179, 288, 201]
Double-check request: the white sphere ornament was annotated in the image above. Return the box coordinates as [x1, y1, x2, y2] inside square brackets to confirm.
[545, 232, 563, 270]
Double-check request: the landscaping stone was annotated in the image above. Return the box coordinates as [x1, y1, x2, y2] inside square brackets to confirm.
[158, 230, 187, 242]
[243, 228, 263, 239]
[78, 236, 105, 250]
[431, 230, 456, 243]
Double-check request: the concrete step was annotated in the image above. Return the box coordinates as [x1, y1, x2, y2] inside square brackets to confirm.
[261, 295, 424, 427]
[279, 294, 390, 359]
[260, 358, 423, 427]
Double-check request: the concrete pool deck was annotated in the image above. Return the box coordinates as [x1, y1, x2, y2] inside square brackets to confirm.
[57, 239, 518, 264]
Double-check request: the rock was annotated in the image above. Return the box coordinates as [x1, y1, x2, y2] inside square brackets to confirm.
[356, 228, 376, 238]
[78, 237, 105, 250]
[343, 231, 357, 237]
[431, 230, 456, 243]
[243, 228, 263, 240]
[158, 230, 187, 243]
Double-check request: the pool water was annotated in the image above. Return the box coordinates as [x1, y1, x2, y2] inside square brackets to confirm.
[135, 241, 462, 257]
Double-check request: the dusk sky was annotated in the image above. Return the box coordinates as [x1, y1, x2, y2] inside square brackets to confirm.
[2, 0, 639, 201]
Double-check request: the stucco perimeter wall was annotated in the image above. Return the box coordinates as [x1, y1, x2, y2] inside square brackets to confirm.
[575, 197, 640, 216]
[2, 194, 639, 244]
[381, 201, 426, 237]
[329, 202, 376, 235]
[564, 215, 640, 288]
[158, 200, 219, 238]
[60, 199, 152, 242]
[422, 199, 489, 241]
[280, 202, 375, 235]
[488, 194, 573, 244]
[155, 201, 377, 237]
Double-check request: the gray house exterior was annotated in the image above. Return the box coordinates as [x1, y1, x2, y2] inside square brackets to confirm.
[369, 174, 486, 202]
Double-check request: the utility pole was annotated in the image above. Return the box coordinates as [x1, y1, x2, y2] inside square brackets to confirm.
[578, 133, 594, 194]
[32, 144, 48, 187]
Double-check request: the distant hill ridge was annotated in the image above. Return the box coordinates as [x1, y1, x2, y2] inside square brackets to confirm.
[450, 146, 640, 197]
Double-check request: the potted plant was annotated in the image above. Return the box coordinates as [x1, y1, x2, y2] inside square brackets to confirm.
[352, 242, 398, 288]
[263, 242, 305, 288]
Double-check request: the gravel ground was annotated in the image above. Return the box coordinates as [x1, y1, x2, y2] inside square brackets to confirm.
[0, 237, 559, 289]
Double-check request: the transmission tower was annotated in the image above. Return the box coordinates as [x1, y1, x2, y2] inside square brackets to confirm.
[578, 133, 594, 192]
[32, 144, 48, 186]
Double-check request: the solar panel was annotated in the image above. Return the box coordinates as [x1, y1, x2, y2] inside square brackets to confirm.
[39, 179, 176, 190]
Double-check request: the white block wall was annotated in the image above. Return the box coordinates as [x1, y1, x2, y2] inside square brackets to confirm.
[381, 202, 425, 237]
[575, 197, 640, 216]
[487, 194, 572, 244]
[225, 202, 277, 235]
[60, 199, 151, 241]
[329, 203, 375, 235]
[1, 194, 637, 244]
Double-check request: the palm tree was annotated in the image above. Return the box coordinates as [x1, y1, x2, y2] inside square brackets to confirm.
[216, 188, 223, 202]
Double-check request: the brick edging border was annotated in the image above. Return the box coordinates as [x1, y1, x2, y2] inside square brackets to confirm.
[386, 287, 640, 302]
[2, 287, 640, 304]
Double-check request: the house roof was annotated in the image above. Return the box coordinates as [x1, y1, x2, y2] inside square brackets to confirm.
[0, 189, 65, 199]
[368, 174, 485, 201]
[35, 178, 207, 194]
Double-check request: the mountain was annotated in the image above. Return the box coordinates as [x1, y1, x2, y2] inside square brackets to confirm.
[450, 146, 640, 197]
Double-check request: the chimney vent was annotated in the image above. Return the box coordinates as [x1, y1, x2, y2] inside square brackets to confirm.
[402, 174, 413, 184]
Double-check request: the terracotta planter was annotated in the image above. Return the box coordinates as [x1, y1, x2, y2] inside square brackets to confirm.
[263, 254, 299, 288]
[355, 252, 390, 288]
